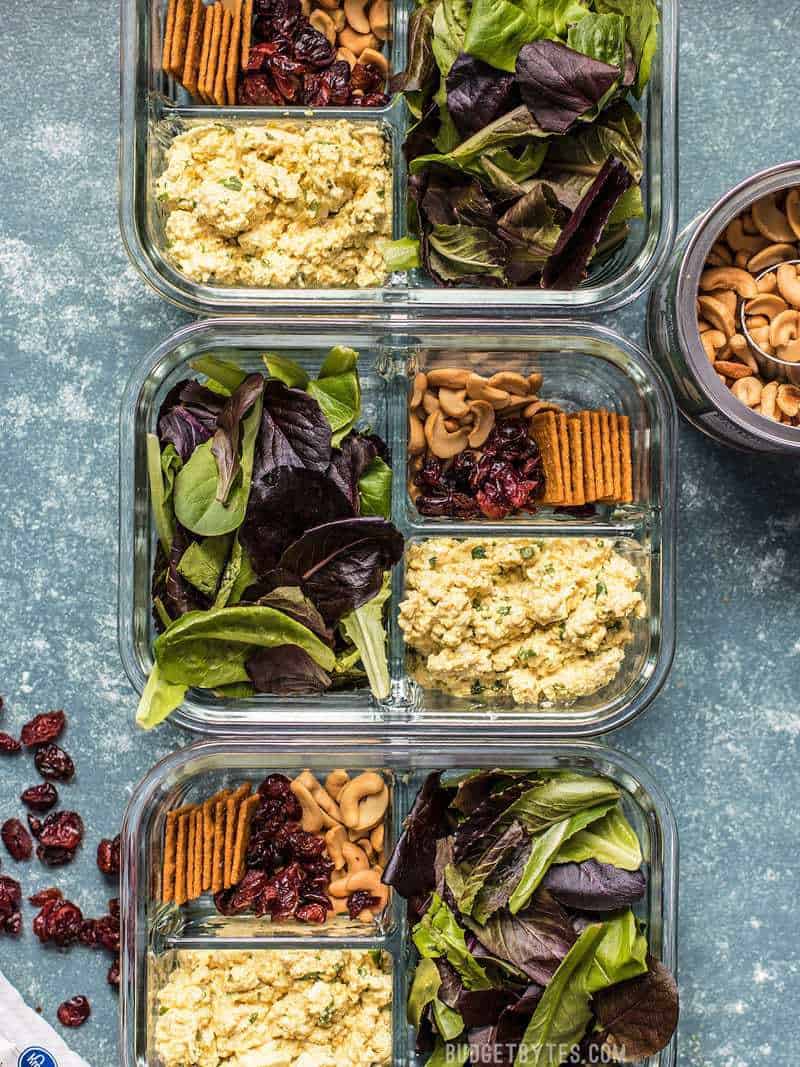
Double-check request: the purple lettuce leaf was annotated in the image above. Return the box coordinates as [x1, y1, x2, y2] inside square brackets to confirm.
[542, 858, 646, 913]
[436, 959, 519, 1028]
[465, 985, 544, 1065]
[515, 39, 620, 135]
[384, 772, 456, 900]
[245, 645, 332, 695]
[593, 956, 679, 1062]
[446, 53, 518, 140]
[453, 780, 533, 863]
[210, 374, 265, 504]
[471, 887, 577, 985]
[277, 516, 404, 624]
[251, 379, 332, 486]
[326, 432, 379, 512]
[240, 467, 354, 576]
[542, 155, 633, 289]
[157, 380, 225, 461]
[451, 770, 529, 816]
[243, 585, 334, 646]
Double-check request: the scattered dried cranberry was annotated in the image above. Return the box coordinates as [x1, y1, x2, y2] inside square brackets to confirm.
[21, 782, 59, 811]
[257, 773, 293, 799]
[29, 887, 63, 906]
[350, 61, 384, 94]
[37, 845, 74, 867]
[0, 876, 22, 936]
[93, 913, 120, 954]
[2, 818, 32, 861]
[57, 996, 90, 1028]
[347, 889, 379, 919]
[0, 732, 21, 754]
[20, 710, 66, 747]
[39, 811, 84, 853]
[239, 72, 283, 105]
[27, 815, 43, 838]
[33, 897, 83, 946]
[107, 956, 120, 988]
[295, 902, 328, 923]
[34, 743, 75, 782]
[97, 835, 120, 876]
[109, 897, 120, 918]
[293, 25, 334, 69]
[351, 91, 390, 106]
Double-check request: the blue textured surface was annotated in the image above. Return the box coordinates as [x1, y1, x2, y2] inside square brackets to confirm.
[1, 1, 799, 1062]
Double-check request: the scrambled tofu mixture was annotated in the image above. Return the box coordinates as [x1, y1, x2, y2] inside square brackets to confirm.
[155, 122, 391, 288]
[399, 538, 645, 705]
[154, 949, 392, 1067]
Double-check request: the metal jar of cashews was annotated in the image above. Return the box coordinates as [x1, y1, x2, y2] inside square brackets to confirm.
[647, 161, 800, 453]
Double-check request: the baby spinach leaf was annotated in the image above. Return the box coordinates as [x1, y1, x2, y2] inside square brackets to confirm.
[433, 997, 465, 1041]
[214, 536, 255, 609]
[136, 664, 188, 730]
[594, 956, 679, 1062]
[251, 585, 333, 645]
[357, 456, 393, 518]
[147, 435, 181, 553]
[542, 858, 646, 914]
[261, 353, 309, 390]
[554, 803, 642, 870]
[513, 922, 605, 1067]
[189, 354, 246, 392]
[508, 800, 617, 913]
[307, 348, 362, 447]
[211, 374, 265, 505]
[339, 574, 392, 699]
[177, 534, 233, 598]
[174, 388, 263, 537]
[464, 0, 538, 73]
[470, 887, 577, 985]
[153, 604, 336, 688]
[245, 644, 332, 695]
[413, 893, 493, 991]
[278, 517, 404, 625]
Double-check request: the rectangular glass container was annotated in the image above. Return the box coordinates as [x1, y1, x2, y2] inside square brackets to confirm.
[118, 316, 676, 736]
[119, 0, 678, 316]
[120, 737, 679, 1067]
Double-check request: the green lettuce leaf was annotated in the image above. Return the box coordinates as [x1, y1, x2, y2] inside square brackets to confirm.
[339, 575, 392, 700]
[427, 1041, 470, 1067]
[413, 893, 493, 990]
[261, 353, 309, 390]
[583, 908, 649, 993]
[382, 236, 422, 271]
[464, 0, 539, 72]
[502, 773, 621, 835]
[567, 12, 626, 70]
[543, 100, 643, 183]
[177, 534, 233, 598]
[595, 0, 659, 96]
[189, 354, 246, 392]
[411, 105, 547, 176]
[554, 803, 642, 870]
[358, 457, 393, 518]
[136, 664, 188, 730]
[147, 435, 182, 554]
[428, 223, 507, 283]
[307, 346, 361, 447]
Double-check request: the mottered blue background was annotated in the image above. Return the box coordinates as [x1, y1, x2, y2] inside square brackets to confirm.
[1, 1, 799, 1063]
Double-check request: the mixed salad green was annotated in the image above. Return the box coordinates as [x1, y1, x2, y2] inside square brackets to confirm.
[385, 0, 659, 289]
[384, 768, 678, 1065]
[138, 349, 403, 728]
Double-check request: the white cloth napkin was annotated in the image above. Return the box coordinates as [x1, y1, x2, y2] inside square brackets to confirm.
[0, 967, 91, 1067]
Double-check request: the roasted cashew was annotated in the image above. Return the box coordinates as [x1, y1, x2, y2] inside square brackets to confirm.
[778, 339, 800, 362]
[346, 867, 389, 909]
[438, 387, 470, 418]
[777, 384, 800, 417]
[467, 400, 495, 448]
[409, 411, 426, 455]
[342, 841, 370, 875]
[337, 45, 357, 67]
[359, 47, 389, 74]
[422, 391, 440, 415]
[701, 329, 727, 364]
[528, 372, 543, 393]
[731, 377, 762, 408]
[715, 360, 753, 381]
[465, 373, 510, 409]
[752, 195, 797, 244]
[328, 875, 351, 898]
[325, 825, 348, 870]
[786, 189, 800, 241]
[746, 315, 770, 330]
[757, 271, 778, 293]
[777, 263, 800, 308]
[769, 309, 800, 349]
[699, 267, 758, 299]
[523, 399, 562, 418]
[331, 895, 349, 914]
[759, 380, 779, 419]
[337, 26, 379, 54]
[369, 824, 384, 852]
[487, 371, 530, 396]
[344, 0, 370, 32]
[410, 373, 427, 409]
[312, 785, 343, 825]
[369, 0, 390, 39]
[424, 410, 470, 459]
[290, 780, 326, 833]
[744, 294, 788, 320]
[726, 218, 769, 254]
[310, 9, 336, 43]
[697, 295, 736, 338]
[295, 769, 322, 793]
[749, 243, 797, 273]
[427, 368, 471, 389]
[325, 769, 351, 801]
[338, 772, 388, 832]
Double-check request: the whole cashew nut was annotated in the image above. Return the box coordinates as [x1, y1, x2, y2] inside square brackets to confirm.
[368, 0, 390, 39]
[427, 368, 471, 389]
[409, 411, 426, 455]
[786, 189, 800, 241]
[337, 26, 379, 54]
[310, 9, 336, 44]
[410, 373, 427, 409]
[697, 295, 736, 338]
[465, 373, 510, 409]
[777, 384, 800, 417]
[748, 243, 797, 273]
[295, 769, 322, 793]
[467, 400, 495, 448]
[325, 769, 351, 801]
[487, 371, 530, 396]
[438, 387, 471, 418]
[777, 263, 800, 308]
[337, 46, 357, 68]
[731, 377, 763, 408]
[312, 785, 343, 825]
[338, 772, 389, 833]
[725, 218, 769, 254]
[751, 195, 797, 244]
[744, 294, 788, 320]
[424, 410, 471, 459]
[699, 267, 758, 300]
[325, 825, 348, 870]
[342, 841, 370, 875]
[701, 329, 727, 364]
[369, 824, 384, 852]
[344, 0, 371, 33]
[769, 309, 800, 349]
[290, 780, 326, 833]
[359, 47, 389, 74]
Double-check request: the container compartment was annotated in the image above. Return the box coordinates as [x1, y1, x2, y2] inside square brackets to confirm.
[119, 318, 676, 735]
[120, 0, 678, 314]
[120, 738, 678, 1067]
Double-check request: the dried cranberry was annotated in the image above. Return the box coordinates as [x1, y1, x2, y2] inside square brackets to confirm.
[350, 91, 390, 107]
[34, 743, 75, 782]
[34, 898, 83, 946]
[20, 710, 66, 747]
[2, 819, 32, 861]
[293, 25, 334, 69]
[36, 845, 75, 867]
[253, 0, 301, 38]
[257, 773, 292, 799]
[0, 732, 21, 754]
[109, 898, 120, 918]
[39, 811, 84, 853]
[295, 902, 328, 923]
[21, 782, 59, 812]
[27, 815, 43, 838]
[79, 918, 100, 947]
[92, 913, 120, 954]
[319, 60, 352, 105]
[268, 54, 304, 101]
[350, 61, 384, 94]
[347, 889, 379, 919]
[245, 40, 280, 71]
[0, 876, 22, 936]
[107, 956, 121, 988]
[97, 834, 120, 876]
[29, 887, 62, 906]
[238, 72, 283, 105]
[57, 996, 90, 1028]
[285, 829, 326, 861]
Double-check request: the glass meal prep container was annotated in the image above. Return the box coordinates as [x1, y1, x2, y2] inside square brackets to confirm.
[119, 0, 678, 316]
[119, 316, 677, 736]
[119, 737, 679, 1067]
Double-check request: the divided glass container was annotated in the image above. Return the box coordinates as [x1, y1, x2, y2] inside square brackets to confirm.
[119, 316, 677, 736]
[120, 737, 679, 1067]
[119, 0, 678, 316]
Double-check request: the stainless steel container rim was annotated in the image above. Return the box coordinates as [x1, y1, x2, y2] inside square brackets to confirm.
[118, 315, 678, 739]
[675, 160, 800, 447]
